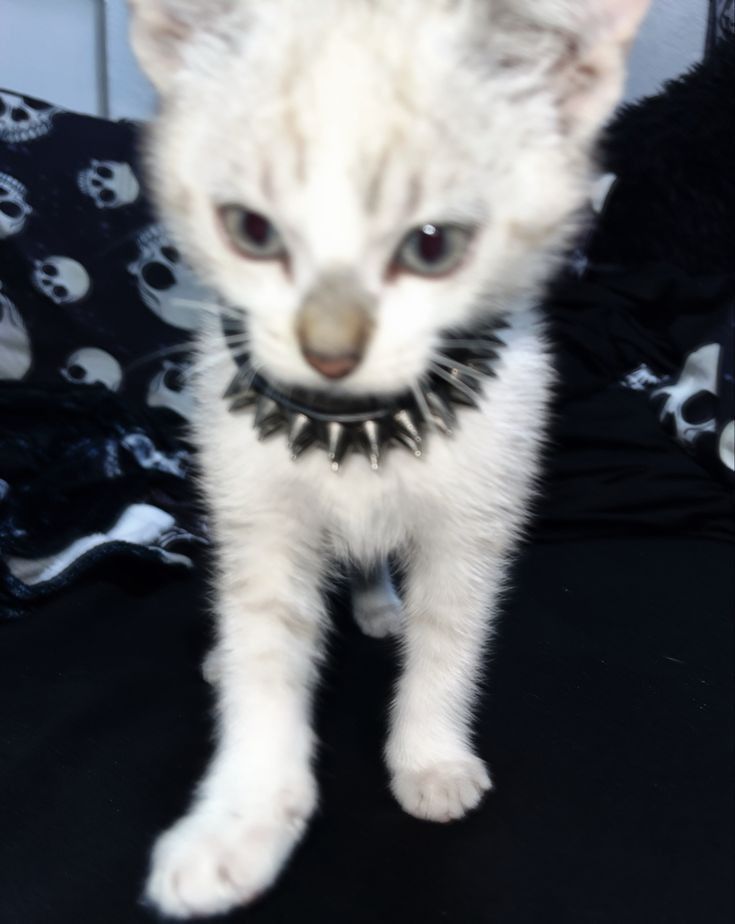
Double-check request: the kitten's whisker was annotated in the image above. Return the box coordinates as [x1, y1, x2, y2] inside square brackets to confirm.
[169, 297, 227, 311]
[192, 348, 238, 376]
[170, 297, 245, 319]
[180, 363, 201, 384]
[437, 338, 505, 350]
[233, 360, 261, 394]
[126, 342, 195, 372]
[194, 348, 263, 396]
[222, 333, 252, 348]
[429, 364, 483, 401]
[431, 353, 488, 381]
[411, 384, 438, 432]
[125, 311, 250, 377]
[223, 359, 265, 400]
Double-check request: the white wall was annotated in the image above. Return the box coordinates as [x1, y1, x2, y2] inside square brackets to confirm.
[0, 0, 712, 119]
[104, 0, 157, 120]
[0, 0, 103, 115]
[624, 0, 709, 103]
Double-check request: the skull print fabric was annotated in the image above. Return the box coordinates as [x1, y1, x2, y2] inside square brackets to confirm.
[77, 159, 140, 209]
[653, 344, 722, 449]
[0, 172, 32, 239]
[128, 224, 212, 331]
[0, 89, 210, 612]
[0, 282, 31, 380]
[0, 91, 60, 144]
[32, 256, 91, 304]
[0, 88, 206, 408]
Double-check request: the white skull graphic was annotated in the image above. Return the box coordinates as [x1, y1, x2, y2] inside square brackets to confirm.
[0, 172, 32, 239]
[719, 420, 734, 472]
[32, 256, 91, 305]
[122, 432, 188, 478]
[147, 360, 194, 419]
[61, 347, 122, 391]
[0, 91, 59, 143]
[0, 282, 32, 380]
[652, 343, 720, 446]
[621, 363, 664, 392]
[78, 159, 140, 209]
[128, 224, 213, 330]
[590, 172, 618, 215]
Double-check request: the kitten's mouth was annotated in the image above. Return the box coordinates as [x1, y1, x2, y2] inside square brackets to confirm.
[220, 312, 508, 471]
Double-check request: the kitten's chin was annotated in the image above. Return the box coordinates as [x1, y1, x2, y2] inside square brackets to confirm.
[254, 355, 426, 402]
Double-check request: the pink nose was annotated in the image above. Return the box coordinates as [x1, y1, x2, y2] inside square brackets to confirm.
[303, 351, 360, 380]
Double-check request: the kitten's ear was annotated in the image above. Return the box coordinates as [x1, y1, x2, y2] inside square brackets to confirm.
[495, 0, 650, 139]
[127, 0, 234, 92]
[548, 0, 652, 138]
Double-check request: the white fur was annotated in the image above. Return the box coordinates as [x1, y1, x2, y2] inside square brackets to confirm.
[351, 562, 404, 638]
[128, 0, 648, 916]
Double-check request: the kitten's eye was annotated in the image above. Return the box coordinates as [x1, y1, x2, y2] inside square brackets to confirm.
[394, 224, 472, 277]
[218, 205, 286, 260]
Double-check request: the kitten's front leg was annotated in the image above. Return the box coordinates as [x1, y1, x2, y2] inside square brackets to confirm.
[386, 524, 505, 822]
[145, 515, 326, 919]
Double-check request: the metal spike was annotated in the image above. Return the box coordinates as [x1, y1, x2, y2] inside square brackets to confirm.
[223, 367, 253, 400]
[258, 415, 287, 440]
[392, 431, 423, 456]
[391, 409, 423, 456]
[254, 396, 280, 427]
[254, 397, 284, 439]
[228, 388, 258, 412]
[326, 421, 349, 472]
[360, 420, 381, 471]
[288, 413, 316, 459]
[424, 391, 452, 436]
[424, 390, 456, 434]
[258, 417, 286, 440]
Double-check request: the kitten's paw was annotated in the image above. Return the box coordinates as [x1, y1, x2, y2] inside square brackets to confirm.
[353, 597, 403, 639]
[144, 785, 315, 918]
[391, 756, 492, 822]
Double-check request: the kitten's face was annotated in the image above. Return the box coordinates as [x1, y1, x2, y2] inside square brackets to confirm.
[134, 0, 647, 395]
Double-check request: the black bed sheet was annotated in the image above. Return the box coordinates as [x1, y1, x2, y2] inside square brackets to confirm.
[0, 538, 732, 924]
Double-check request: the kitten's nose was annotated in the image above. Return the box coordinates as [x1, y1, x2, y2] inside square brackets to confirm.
[303, 350, 360, 380]
[296, 270, 375, 382]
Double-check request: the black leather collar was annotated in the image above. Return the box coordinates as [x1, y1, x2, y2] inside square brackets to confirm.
[221, 312, 508, 471]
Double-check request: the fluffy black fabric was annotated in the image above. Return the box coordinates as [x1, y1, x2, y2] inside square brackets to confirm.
[0, 382, 202, 614]
[589, 34, 735, 275]
[541, 33, 735, 518]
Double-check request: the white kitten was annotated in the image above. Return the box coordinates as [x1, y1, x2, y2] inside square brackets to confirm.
[129, 1, 648, 917]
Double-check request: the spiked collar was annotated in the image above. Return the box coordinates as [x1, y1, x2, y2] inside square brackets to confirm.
[221, 312, 508, 471]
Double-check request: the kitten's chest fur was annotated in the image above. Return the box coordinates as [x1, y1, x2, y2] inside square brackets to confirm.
[195, 307, 551, 565]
